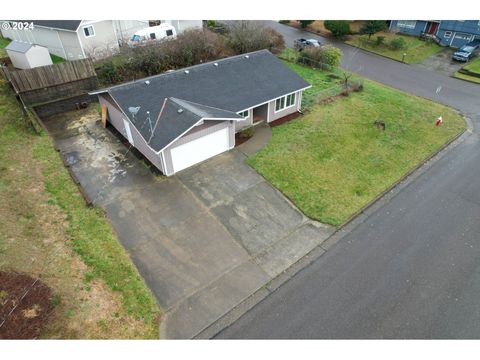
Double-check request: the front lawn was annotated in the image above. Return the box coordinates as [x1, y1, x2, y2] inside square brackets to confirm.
[0, 78, 161, 338]
[248, 62, 465, 226]
[346, 32, 443, 64]
[454, 57, 480, 84]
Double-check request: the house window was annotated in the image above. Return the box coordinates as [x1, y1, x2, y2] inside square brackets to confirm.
[444, 31, 452, 39]
[150, 33, 156, 40]
[275, 93, 296, 112]
[166, 29, 174, 36]
[455, 32, 472, 40]
[396, 20, 416, 29]
[83, 25, 95, 37]
[238, 110, 249, 118]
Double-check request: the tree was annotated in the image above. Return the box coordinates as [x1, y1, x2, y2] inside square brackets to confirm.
[226, 21, 285, 54]
[298, 20, 314, 29]
[323, 20, 350, 38]
[298, 45, 343, 68]
[360, 20, 388, 39]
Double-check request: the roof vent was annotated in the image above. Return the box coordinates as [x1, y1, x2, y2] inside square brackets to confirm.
[177, 108, 184, 114]
[213, 62, 218, 67]
[244, 55, 249, 59]
[145, 80, 150, 85]
[184, 70, 189, 74]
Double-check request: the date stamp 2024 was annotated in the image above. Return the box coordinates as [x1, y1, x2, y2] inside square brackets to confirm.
[2, 22, 35, 31]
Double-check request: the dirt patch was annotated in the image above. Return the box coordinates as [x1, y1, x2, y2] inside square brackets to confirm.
[0, 272, 54, 339]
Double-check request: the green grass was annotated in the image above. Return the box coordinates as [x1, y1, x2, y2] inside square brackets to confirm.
[32, 137, 160, 325]
[454, 57, 480, 84]
[248, 63, 465, 226]
[0, 78, 160, 338]
[0, 36, 11, 58]
[463, 57, 480, 74]
[346, 32, 443, 63]
[454, 70, 480, 84]
[50, 54, 65, 64]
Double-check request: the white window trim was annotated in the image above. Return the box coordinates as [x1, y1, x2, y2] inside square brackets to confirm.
[397, 20, 416, 29]
[238, 109, 249, 118]
[83, 25, 95, 38]
[454, 32, 472, 40]
[274, 92, 296, 113]
[444, 31, 452, 39]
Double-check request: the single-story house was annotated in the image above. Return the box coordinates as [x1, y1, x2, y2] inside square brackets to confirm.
[0, 20, 203, 60]
[91, 49, 311, 176]
[5, 40, 52, 69]
[389, 20, 480, 48]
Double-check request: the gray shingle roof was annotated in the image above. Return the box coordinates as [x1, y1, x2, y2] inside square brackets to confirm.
[6, 41, 33, 53]
[133, 97, 241, 152]
[24, 20, 82, 31]
[96, 50, 310, 152]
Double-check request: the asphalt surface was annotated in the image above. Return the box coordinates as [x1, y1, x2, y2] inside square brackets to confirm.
[216, 22, 480, 339]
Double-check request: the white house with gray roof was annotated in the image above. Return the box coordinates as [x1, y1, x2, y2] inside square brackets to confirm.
[91, 50, 311, 176]
[1, 20, 202, 61]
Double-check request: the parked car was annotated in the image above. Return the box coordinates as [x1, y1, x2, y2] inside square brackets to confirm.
[452, 40, 480, 62]
[128, 24, 177, 47]
[294, 38, 322, 51]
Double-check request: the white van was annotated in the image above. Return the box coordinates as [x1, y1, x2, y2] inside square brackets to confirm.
[128, 24, 177, 47]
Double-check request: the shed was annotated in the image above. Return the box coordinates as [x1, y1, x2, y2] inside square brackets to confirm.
[6, 41, 53, 69]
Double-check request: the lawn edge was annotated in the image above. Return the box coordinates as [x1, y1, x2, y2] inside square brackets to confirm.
[194, 114, 471, 340]
[453, 71, 480, 85]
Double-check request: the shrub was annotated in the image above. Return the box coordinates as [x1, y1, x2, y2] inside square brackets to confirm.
[376, 36, 385, 46]
[226, 21, 285, 54]
[95, 61, 122, 85]
[298, 20, 314, 29]
[360, 20, 388, 39]
[279, 20, 290, 25]
[298, 45, 343, 68]
[207, 20, 217, 27]
[389, 37, 406, 50]
[324, 20, 350, 38]
[238, 127, 255, 139]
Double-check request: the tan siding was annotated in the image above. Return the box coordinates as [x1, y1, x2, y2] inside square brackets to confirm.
[267, 90, 302, 122]
[78, 21, 120, 59]
[98, 94, 166, 174]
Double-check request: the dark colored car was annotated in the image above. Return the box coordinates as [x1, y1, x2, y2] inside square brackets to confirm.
[294, 38, 322, 51]
[452, 40, 480, 62]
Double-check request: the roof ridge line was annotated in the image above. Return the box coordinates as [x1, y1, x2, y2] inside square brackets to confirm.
[169, 97, 236, 114]
[94, 49, 271, 93]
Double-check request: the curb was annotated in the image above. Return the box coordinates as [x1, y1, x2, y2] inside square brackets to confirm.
[194, 115, 473, 339]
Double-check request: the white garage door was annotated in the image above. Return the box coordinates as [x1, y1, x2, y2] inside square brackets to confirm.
[170, 127, 230, 173]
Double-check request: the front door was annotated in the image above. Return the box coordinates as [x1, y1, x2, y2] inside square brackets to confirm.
[427, 22, 439, 35]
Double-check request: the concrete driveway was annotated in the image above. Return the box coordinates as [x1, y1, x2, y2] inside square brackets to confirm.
[42, 106, 334, 338]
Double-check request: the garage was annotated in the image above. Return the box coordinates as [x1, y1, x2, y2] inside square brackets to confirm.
[170, 127, 230, 173]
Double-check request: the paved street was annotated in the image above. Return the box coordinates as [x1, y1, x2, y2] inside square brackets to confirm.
[216, 22, 480, 338]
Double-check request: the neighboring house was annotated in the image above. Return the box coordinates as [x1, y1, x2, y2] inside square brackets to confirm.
[5, 41, 52, 69]
[91, 50, 310, 176]
[160, 20, 203, 33]
[389, 20, 480, 48]
[0, 20, 149, 60]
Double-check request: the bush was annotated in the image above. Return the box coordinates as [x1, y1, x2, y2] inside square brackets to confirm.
[376, 36, 385, 46]
[238, 127, 255, 139]
[226, 21, 285, 54]
[324, 20, 350, 38]
[298, 20, 314, 29]
[279, 20, 290, 25]
[360, 20, 388, 39]
[95, 61, 122, 85]
[298, 45, 343, 68]
[207, 20, 217, 27]
[389, 37, 406, 50]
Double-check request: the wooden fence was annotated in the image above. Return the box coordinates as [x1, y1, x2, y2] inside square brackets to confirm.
[3, 59, 96, 93]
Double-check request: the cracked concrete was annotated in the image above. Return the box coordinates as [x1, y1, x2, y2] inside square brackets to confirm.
[42, 106, 335, 339]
